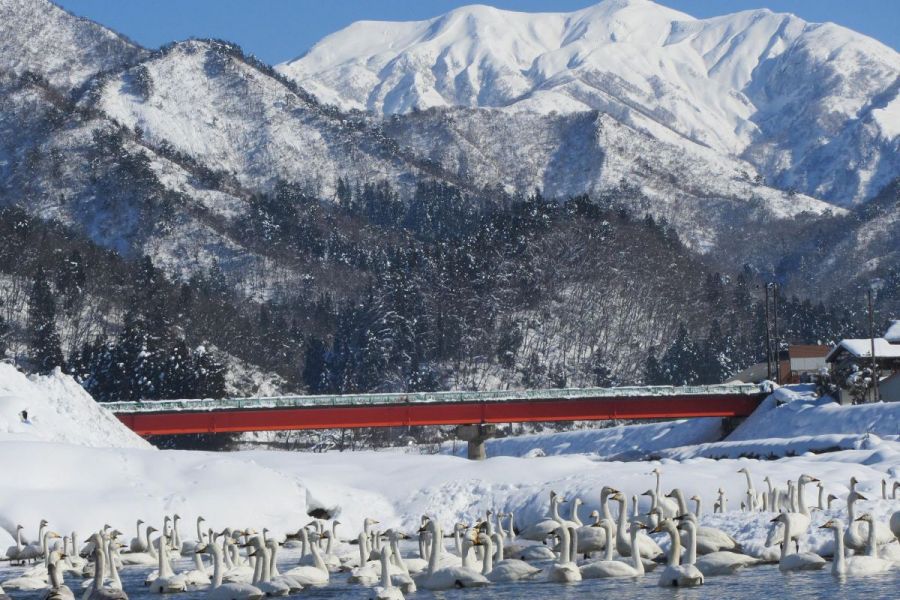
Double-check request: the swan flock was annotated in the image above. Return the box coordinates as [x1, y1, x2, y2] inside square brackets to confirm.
[2, 470, 898, 598]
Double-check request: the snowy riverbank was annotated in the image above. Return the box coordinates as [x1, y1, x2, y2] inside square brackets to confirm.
[0, 364, 898, 562]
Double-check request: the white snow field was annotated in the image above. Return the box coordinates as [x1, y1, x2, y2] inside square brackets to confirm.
[0, 363, 898, 563]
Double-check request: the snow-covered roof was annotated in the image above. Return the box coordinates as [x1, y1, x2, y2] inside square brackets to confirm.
[884, 320, 900, 344]
[826, 338, 900, 362]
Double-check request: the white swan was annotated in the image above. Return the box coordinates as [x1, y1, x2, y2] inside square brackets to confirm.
[821, 518, 893, 577]
[765, 474, 817, 550]
[612, 492, 663, 560]
[120, 525, 158, 567]
[129, 521, 147, 554]
[83, 534, 128, 600]
[197, 542, 263, 600]
[651, 519, 703, 587]
[676, 513, 741, 555]
[282, 529, 329, 586]
[769, 514, 825, 572]
[245, 541, 289, 597]
[5, 530, 62, 589]
[371, 545, 403, 600]
[649, 468, 679, 517]
[6, 525, 27, 563]
[547, 524, 581, 583]
[146, 532, 187, 593]
[573, 510, 607, 558]
[676, 518, 756, 576]
[738, 468, 757, 511]
[417, 519, 489, 590]
[844, 491, 896, 551]
[477, 533, 541, 583]
[580, 519, 642, 579]
[519, 491, 566, 541]
[42, 551, 74, 600]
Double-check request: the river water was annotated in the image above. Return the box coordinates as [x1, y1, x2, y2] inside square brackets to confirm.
[3, 547, 897, 600]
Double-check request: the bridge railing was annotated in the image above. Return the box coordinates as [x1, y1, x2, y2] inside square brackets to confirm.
[103, 383, 774, 414]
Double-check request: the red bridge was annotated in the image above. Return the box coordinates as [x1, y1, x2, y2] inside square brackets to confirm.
[107, 383, 771, 437]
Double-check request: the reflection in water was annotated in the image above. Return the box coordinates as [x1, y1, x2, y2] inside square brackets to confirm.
[2, 546, 896, 600]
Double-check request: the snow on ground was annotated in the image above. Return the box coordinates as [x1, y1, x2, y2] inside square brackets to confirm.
[442, 417, 723, 459]
[0, 364, 150, 449]
[0, 367, 897, 564]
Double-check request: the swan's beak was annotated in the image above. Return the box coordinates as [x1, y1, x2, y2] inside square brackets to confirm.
[769, 517, 780, 523]
[649, 524, 663, 534]
[857, 493, 868, 501]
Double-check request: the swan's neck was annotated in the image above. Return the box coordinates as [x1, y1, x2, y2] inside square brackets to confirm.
[665, 523, 680, 567]
[308, 536, 327, 573]
[158, 535, 169, 576]
[93, 546, 105, 590]
[146, 528, 157, 559]
[570, 503, 582, 526]
[865, 521, 878, 558]
[847, 496, 857, 522]
[107, 540, 122, 589]
[358, 533, 367, 566]
[454, 527, 462, 556]
[493, 533, 504, 562]
[48, 561, 61, 589]
[832, 527, 846, 575]
[42, 532, 52, 567]
[569, 527, 578, 563]
[797, 480, 809, 516]
[193, 551, 206, 574]
[380, 549, 393, 589]
[210, 546, 223, 588]
[693, 498, 702, 518]
[301, 529, 309, 557]
[325, 532, 334, 555]
[550, 499, 562, 523]
[268, 543, 279, 576]
[15, 528, 22, 551]
[390, 539, 408, 575]
[649, 490, 659, 510]
[428, 525, 442, 575]
[601, 491, 614, 522]
[557, 526, 571, 564]
[780, 519, 792, 559]
[629, 527, 644, 574]
[673, 490, 688, 516]
[602, 525, 613, 562]
[683, 524, 697, 565]
[260, 547, 272, 583]
[481, 538, 493, 575]
[251, 547, 262, 584]
[508, 513, 516, 540]
[222, 540, 234, 570]
[136, 520, 142, 540]
[817, 486, 824, 510]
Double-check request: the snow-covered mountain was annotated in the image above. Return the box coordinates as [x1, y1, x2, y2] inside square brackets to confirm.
[280, 0, 900, 205]
[0, 0, 145, 91]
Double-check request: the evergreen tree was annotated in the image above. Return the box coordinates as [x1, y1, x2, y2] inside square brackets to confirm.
[302, 337, 329, 394]
[28, 269, 64, 373]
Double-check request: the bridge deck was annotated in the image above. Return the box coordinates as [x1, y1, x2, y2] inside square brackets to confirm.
[108, 384, 772, 436]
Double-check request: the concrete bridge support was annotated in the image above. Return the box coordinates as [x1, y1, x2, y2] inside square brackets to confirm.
[455, 423, 497, 460]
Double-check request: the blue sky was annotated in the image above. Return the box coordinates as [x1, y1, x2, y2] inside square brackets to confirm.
[56, 0, 899, 64]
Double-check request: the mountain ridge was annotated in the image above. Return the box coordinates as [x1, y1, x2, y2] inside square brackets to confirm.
[279, 0, 900, 206]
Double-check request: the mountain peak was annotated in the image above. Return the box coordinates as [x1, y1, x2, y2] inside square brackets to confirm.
[0, 0, 145, 91]
[277, 1, 899, 205]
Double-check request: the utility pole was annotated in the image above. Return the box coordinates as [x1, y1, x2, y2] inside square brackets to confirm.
[763, 285, 772, 381]
[867, 289, 881, 402]
[771, 283, 780, 384]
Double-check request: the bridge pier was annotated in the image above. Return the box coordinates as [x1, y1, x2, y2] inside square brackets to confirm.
[455, 424, 497, 460]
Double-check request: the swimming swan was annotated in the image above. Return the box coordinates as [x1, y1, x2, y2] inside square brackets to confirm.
[580, 519, 641, 579]
[820, 518, 893, 577]
[769, 514, 825, 572]
[197, 542, 263, 600]
[651, 519, 703, 587]
[417, 519, 489, 590]
[476, 533, 541, 583]
[547, 524, 581, 583]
